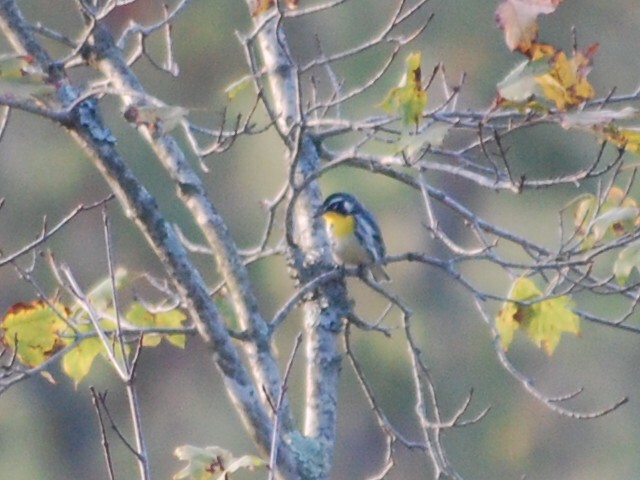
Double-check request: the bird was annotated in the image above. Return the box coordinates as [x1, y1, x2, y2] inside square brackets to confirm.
[318, 192, 390, 282]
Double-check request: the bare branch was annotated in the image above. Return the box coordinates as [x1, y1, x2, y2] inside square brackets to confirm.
[475, 299, 628, 419]
[90, 386, 117, 480]
[267, 333, 303, 480]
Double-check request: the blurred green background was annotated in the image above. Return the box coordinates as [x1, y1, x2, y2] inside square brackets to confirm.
[1, 1, 640, 478]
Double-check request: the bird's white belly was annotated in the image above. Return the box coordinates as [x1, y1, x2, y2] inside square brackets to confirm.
[330, 232, 373, 266]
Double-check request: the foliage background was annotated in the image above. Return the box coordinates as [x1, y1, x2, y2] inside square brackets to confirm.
[0, 1, 639, 478]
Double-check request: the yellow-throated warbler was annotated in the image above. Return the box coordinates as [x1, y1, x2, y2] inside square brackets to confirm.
[319, 192, 390, 282]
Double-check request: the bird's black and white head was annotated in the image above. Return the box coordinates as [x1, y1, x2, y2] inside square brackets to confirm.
[320, 192, 361, 215]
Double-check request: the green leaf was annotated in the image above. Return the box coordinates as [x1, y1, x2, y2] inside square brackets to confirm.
[589, 206, 639, 241]
[613, 241, 640, 284]
[496, 277, 580, 355]
[525, 295, 580, 355]
[173, 445, 266, 480]
[573, 187, 640, 249]
[84, 268, 129, 311]
[497, 56, 551, 104]
[126, 302, 187, 348]
[496, 277, 541, 351]
[60, 317, 122, 386]
[380, 51, 428, 126]
[508, 275, 541, 301]
[496, 300, 519, 351]
[61, 333, 103, 387]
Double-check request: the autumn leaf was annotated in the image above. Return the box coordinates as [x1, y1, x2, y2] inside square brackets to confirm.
[557, 107, 640, 154]
[0, 54, 55, 98]
[613, 241, 640, 285]
[496, 277, 580, 355]
[0, 55, 38, 79]
[60, 301, 185, 386]
[126, 302, 187, 348]
[0, 300, 72, 368]
[61, 323, 107, 387]
[534, 44, 597, 110]
[573, 187, 640, 249]
[496, 276, 540, 351]
[495, 0, 565, 53]
[497, 43, 597, 112]
[525, 294, 580, 355]
[380, 52, 428, 127]
[573, 188, 640, 284]
[0, 269, 187, 386]
[173, 445, 266, 480]
[496, 55, 552, 107]
[56, 301, 186, 386]
[598, 125, 640, 155]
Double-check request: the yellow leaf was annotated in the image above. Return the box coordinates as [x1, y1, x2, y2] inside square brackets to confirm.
[509, 275, 542, 300]
[380, 52, 427, 127]
[496, 277, 580, 355]
[534, 44, 597, 110]
[126, 303, 187, 348]
[528, 42, 556, 60]
[59, 317, 127, 385]
[496, 301, 519, 351]
[526, 295, 580, 355]
[599, 126, 640, 155]
[61, 334, 103, 387]
[0, 300, 72, 367]
[496, 277, 541, 351]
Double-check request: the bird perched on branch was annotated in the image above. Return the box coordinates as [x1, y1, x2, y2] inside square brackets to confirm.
[318, 192, 390, 282]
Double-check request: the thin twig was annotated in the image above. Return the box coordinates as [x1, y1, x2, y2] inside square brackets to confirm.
[267, 333, 303, 480]
[96, 390, 145, 460]
[90, 386, 117, 480]
[0, 196, 114, 267]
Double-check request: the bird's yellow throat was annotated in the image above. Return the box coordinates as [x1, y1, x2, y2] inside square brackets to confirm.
[322, 211, 355, 237]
